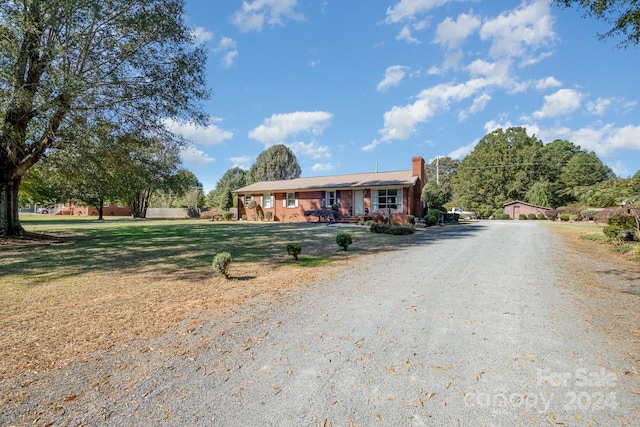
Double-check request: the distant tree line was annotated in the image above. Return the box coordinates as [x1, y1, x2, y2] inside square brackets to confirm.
[422, 127, 638, 217]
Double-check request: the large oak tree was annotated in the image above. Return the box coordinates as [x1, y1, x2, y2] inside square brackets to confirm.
[0, 0, 209, 235]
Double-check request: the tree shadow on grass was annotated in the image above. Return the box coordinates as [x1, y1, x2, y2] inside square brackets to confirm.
[1, 221, 485, 285]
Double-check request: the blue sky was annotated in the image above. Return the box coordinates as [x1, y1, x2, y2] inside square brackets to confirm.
[175, 0, 639, 192]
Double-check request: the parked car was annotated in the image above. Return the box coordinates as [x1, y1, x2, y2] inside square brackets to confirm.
[36, 206, 54, 214]
[449, 207, 477, 220]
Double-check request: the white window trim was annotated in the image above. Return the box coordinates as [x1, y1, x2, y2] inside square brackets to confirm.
[372, 188, 403, 212]
[263, 193, 273, 208]
[284, 192, 298, 208]
[325, 190, 337, 208]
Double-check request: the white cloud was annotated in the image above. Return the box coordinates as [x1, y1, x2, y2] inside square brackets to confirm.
[458, 93, 491, 121]
[480, 1, 555, 62]
[191, 27, 214, 44]
[288, 141, 331, 159]
[396, 25, 420, 44]
[232, 0, 304, 32]
[532, 88, 583, 119]
[230, 156, 253, 170]
[311, 163, 334, 172]
[249, 111, 332, 145]
[609, 161, 630, 178]
[435, 13, 481, 50]
[222, 50, 239, 68]
[370, 79, 490, 147]
[535, 76, 562, 90]
[385, 0, 450, 24]
[215, 37, 239, 68]
[587, 97, 614, 115]
[180, 146, 215, 167]
[488, 120, 640, 159]
[377, 65, 409, 92]
[217, 36, 237, 51]
[448, 139, 478, 159]
[164, 119, 233, 145]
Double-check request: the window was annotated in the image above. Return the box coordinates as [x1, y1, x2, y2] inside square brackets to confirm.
[325, 190, 336, 208]
[373, 189, 402, 212]
[286, 192, 298, 208]
[263, 194, 272, 208]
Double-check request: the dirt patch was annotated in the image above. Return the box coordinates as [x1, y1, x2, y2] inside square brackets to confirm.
[546, 222, 640, 361]
[0, 259, 337, 382]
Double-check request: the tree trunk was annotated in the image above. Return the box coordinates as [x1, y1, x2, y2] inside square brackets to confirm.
[97, 196, 104, 221]
[0, 177, 24, 236]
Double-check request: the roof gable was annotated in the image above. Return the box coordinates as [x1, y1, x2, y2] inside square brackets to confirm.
[502, 200, 552, 210]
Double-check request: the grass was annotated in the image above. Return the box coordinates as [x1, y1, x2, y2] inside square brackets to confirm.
[0, 217, 419, 381]
[544, 220, 640, 260]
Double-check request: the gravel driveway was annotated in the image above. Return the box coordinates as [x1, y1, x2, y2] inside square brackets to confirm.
[2, 221, 638, 426]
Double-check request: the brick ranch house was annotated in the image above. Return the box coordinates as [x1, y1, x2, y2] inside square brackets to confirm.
[234, 156, 426, 223]
[502, 200, 552, 219]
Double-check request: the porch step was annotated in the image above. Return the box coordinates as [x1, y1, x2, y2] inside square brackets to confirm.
[337, 215, 361, 224]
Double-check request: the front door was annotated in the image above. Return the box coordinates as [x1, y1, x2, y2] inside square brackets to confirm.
[354, 190, 364, 214]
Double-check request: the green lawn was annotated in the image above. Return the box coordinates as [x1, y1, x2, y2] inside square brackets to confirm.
[1, 217, 421, 380]
[5, 217, 419, 285]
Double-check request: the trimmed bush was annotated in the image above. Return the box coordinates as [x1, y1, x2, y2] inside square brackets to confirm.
[519, 213, 527, 220]
[212, 253, 232, 279]
[527, 213, 537, 220]
[405, 214, 415, 224]
[265, 211, 273, 221]
[559, 213, 570, 222]
[200, 209, 223, 220]
[336, 232, 353, 251]
[286, 242, 302, 260]
[495, 213, 511, 220]
[493, 208, 505, 217]
[603, 215, 638, 242]
[222, 211, 233, 220]
[423, 215, 437, 226]
[537, 213, 546, 220]
[427, 208, 443, 219]
[370, 223, 415, 235]
[580, 210, 598, 221]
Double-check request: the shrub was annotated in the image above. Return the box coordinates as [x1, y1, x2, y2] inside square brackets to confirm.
[423, 215, 437, 226]
[265, 211, 273, 221]
[246, 200, 257, 209]
[405, 214, 415, 224]
[336, 232, 353, 251]
[241, 214, 247, 220]
[222, 211, 233, 221]
[527, 213, 537, 220]
[580, 210, 598, 221]
[212, 253, 232, 279]
[519, 213, 527, 220]
[493, 208, 504, 217]
[370, 223, 415, 235]
[545, 209, 560, 221]
[537, 213, 546, 220]
[286, 242, 302, 260]
[427, 208, 443, 219]
[258, 211, 264, 220]
[200, 209, 223, 220]
[251, 213, 258, 221]
[603, 215, 638, 242]
[559, 213, 570, 221]
[495, 213, 511, 220]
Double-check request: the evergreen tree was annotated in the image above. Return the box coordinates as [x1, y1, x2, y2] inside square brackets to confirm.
[247, 145, 301, 184]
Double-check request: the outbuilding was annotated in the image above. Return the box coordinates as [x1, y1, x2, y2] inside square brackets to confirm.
[502, 200, 552, 220]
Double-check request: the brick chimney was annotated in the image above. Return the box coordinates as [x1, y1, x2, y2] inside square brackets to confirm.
[412, 156, 425, 183]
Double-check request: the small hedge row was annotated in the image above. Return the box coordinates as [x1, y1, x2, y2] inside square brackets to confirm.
[370, 223, 415, 235]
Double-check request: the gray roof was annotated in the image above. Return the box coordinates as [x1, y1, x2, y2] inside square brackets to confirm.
[234, 170, 418, 194]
